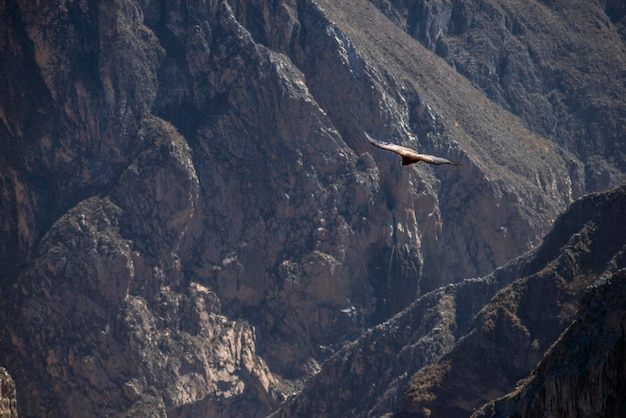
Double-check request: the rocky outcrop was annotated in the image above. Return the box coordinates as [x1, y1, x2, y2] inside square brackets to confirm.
[270, 253, 532, 418]
[0, 0, 622, 417]
[0, 368, 17, 418]
[274, 183, 626, 418]
[473, 268, 626, 418]
[397, 183, 626, 417]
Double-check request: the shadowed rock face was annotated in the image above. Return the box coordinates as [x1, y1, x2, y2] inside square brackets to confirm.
[270, 253, 533, 418]
[397, 183, 626, 418]
[273, 184, 626, 418]
[0, 0, 622, 417]
[473, 268, 626, 418]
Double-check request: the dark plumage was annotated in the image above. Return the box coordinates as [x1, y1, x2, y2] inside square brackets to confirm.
[366, 133, 462, 166]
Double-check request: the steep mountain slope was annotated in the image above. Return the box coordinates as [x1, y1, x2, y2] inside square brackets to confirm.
[473, 268, 626, 418]
[274, 183, 626, 418]
[229, 0, 583, 290]
[0, 0, 622, 417]
[397, 183, 626, 418]
[270, 253, 533, 418]
[371, 0, 626, 190]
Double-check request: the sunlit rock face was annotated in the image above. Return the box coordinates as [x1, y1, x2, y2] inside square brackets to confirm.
[370, 0, 626, 191]
[0, 0, 622, 417]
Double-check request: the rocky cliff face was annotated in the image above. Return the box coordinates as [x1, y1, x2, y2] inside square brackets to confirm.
[397, 183, 626, 418]
[371, 0, 626, 191]
[0, 0, 623, 417]
[270, 253, 533, 418]
[473, 268, 626, 418]
[274, 183, 626, 418]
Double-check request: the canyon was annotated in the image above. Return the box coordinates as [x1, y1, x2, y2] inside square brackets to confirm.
[0, 0, 624, 416]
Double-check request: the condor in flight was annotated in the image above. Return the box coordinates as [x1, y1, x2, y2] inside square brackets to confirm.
[366, 133, 462, 166]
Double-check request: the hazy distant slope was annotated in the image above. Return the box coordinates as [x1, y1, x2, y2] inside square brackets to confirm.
[371, 0, 626, 190]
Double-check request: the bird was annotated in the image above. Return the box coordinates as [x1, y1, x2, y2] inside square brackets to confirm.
[366, 133, 462, 166]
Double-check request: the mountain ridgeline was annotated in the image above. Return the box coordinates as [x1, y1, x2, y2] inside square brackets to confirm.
[0, 0, 624, 417]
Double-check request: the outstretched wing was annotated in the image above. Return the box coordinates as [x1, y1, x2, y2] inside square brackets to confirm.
[366, 133, 462, 166]
[415, 154, 462, 166]
[365, 133, 421, 159]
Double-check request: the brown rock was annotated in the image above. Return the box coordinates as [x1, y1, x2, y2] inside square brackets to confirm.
[398, 183, 626, 418]
[473, 269, 626, 418]
[371, 0, 626, 190]
[0, 0, 622, 417]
